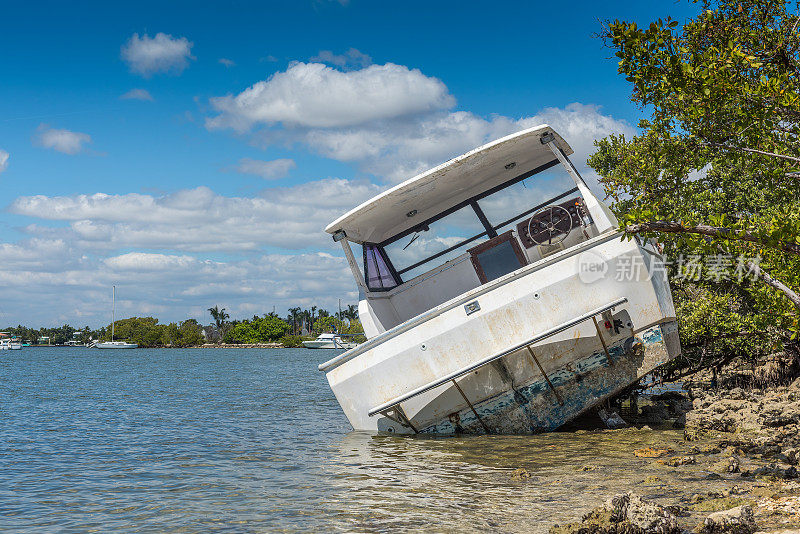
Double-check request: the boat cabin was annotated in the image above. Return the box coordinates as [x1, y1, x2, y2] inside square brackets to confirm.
[325, 125, 619, 339]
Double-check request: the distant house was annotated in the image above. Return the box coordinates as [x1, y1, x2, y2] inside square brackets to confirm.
[202, 325, 221, 343]
[37, 336, 51, 345]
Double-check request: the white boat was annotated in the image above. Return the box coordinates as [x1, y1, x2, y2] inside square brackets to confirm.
[96, 285, 138, 349]
[302, 333, 358, 350]
[0, 333, 22, 350]
[318, 125, 680, 434]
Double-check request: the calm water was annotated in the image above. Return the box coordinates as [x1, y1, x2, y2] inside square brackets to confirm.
[2, 347, 719, 532]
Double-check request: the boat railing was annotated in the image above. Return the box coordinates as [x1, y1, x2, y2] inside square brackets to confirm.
[368, 297, 628, 430]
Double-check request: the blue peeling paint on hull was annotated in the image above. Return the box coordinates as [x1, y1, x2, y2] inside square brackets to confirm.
[417, 323, 672, 434]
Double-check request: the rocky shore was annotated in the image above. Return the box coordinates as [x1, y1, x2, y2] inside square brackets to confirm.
[549, 375, 800, 533]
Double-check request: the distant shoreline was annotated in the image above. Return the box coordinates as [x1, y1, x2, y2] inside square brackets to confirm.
[23, 343, 292, 349]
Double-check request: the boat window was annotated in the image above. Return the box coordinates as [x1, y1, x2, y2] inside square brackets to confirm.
[477, 168, 574, 225]
[363, 244, 400, 291]
[382, 204, 488, 281]
[468, 231, 527, 283]
[373, 167, 584, 285]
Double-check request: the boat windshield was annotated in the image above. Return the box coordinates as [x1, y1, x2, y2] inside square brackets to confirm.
[365, 168, 579, 287]
[383, 203, 487, 281]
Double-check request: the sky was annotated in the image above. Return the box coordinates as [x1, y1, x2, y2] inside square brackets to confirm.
[0, 0, 699, 328]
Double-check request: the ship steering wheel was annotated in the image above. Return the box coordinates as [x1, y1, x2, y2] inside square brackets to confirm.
[526, 205, 574, 246]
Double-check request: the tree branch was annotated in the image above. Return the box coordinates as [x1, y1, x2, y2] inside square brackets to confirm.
[704, 142, 800, 164]
[624, 220, 800, 255]
[746, 259, 800, 313]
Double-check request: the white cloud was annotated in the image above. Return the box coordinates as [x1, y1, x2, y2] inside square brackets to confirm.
[205, 62, 633, 190]
[36, 125, 91, 155]
[302, 104, 634, 186]
[10, 179, 381, 252]
[120, 88, 154, 101]
[0, 245, 358, 326]
[310, 48, 371, 69]
[206, 62, 455, 131]
[235, 158, 296, 180]
[0, 178, 379, 325]
[0, 149, 8, 173]
[103, 252, 199, 271]
[121, 32, 194, 77]
[218, 58, 235, 67]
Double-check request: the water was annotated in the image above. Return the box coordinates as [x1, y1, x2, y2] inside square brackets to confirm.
[2, 347, 722, 532]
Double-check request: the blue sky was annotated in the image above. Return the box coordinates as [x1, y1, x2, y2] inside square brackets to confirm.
[0, 0, 697, 327]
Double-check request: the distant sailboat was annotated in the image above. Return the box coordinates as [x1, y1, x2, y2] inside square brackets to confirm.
[95, 286, 138, 349]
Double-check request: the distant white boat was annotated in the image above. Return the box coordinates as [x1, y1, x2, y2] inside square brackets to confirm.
[302, 333, 357, 350]
[96, 285, 138, 349]
[96, 341, 138, 349]
[0, 339, 22, 350]
[0, 333, 22, 350]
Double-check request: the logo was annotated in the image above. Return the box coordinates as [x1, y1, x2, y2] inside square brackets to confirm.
[578, 250, 608, 284]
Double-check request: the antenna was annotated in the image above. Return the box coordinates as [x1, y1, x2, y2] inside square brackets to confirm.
[111, 285, 116, 342]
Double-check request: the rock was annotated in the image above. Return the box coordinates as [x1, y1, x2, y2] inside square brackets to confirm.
[640, 403, 671, 423]
[783, 447, 799, 465]
[607, 492, 682, 533]
[580, 464, 598, 471]
[763, 413, 798, 427]
[749, 463, 799, 480]
[510, 467, 531, 479]
[635, 447, 674, 458]
[790, 377, 800, 391]
[691, 493, 704, 504]
[700, 443, 723, 454]
[673, 414, 686, 429]
[695, 505, 756, 533]
[731, 485, 747, 495]
[550, 492, 682, 534]
[727, 456, 740, 473]
[599, 408, 627, 429]
[660, 455, 696, 467]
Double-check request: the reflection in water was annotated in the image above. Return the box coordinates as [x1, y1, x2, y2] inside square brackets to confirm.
[3, 348, 721, 533]
[324, 430, 699, 532]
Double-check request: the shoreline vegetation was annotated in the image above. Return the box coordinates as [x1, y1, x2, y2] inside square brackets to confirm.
[3, 303, 364, 349]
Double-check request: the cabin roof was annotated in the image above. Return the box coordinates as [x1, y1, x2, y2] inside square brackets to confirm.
[325, 124, 572, 244]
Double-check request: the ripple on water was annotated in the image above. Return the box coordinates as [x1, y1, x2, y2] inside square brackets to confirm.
[3, 347, 726, 533]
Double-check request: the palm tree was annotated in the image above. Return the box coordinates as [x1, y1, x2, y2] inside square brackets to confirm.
[208, 306, 229, 329]
[344, 304, 358, 323]
[288, 307, 301, 335]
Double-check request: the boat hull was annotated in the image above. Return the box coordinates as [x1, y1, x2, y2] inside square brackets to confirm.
[417, 322, 677, 434]
[303, 340, 358, 349]
[95, 342, 138, 349]
[321, 233, 680, 434]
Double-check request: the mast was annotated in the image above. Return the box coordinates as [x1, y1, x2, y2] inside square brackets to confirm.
[111, 285, 115, 342]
